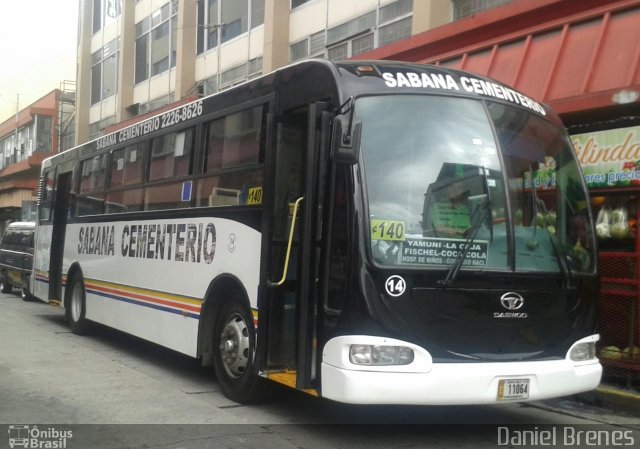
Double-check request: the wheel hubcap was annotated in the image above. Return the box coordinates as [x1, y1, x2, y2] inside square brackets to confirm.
[219, 312, 250, 379]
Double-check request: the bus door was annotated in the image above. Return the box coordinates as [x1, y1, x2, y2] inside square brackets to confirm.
[260, 102, 330, 391]
[48, 169, 73, 302]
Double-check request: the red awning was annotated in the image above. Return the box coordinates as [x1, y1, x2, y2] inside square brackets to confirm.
[356, 0, 640, 116]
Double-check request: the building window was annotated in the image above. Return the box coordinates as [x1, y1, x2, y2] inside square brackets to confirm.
[92, 0, 102, 33]
[36, 115, 52, 153]
[197, 0, 264, 55]
[135, 1, 178, 84]
[378, 16, 412, 47]
[135, 22, 149, 83]
[93, 0, 122, 34]
[91, 39, 119, 105]
[380, 0, 413, 22]
[452, 0, 512, 20]
[248, 56, 263, 78]
[327, 32, 374, 61]
[327, 43, 347, 61]
[221, 0, 248, 42]
[290, 31, 325, 62]
[322, 0, 412, 62]
[220, 64, 248, 88]
[290, 39, 309, 62]
[352, 33, 375, 56]
[207, 0, 220, 48]
[251, 0, 265, 28]
[152, 20, 170, 75]
[291, 0, 312, 8]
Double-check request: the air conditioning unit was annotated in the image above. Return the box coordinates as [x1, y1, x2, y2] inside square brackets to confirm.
[126, 103, 140, 115]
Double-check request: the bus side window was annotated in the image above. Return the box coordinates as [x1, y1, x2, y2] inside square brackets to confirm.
[106, 144, 145, 213]
[196, 105, 266, 208]
[149, 128, 194, 181]
[77, 154, 107, 216]
[38, 171, 55, 223]
[145, 128, 195, 211]
[326, 169, 349, 316]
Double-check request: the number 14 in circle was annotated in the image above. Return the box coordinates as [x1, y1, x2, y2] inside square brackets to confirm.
[385, 275, 406, 297]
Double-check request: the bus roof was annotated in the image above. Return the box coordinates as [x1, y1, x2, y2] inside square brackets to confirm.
[43, 59, 555, 170]
[333, 60, 550, 117]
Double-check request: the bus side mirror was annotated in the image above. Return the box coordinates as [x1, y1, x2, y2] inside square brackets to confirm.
[331, 114, 361, 165]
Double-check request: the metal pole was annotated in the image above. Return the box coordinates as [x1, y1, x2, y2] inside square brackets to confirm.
[217, 24, 223, 90]
[14, 93, 19, 162]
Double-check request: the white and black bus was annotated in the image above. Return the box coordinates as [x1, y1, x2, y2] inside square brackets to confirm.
[32, 60, 601, 405]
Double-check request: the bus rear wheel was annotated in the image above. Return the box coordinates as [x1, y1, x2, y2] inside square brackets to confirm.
[212, 299, 268, 403]
[66, 273, 90, 335]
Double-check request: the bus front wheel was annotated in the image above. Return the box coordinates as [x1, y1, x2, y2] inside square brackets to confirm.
[212, 299, 267, 403]
[66, 273, 90, 335]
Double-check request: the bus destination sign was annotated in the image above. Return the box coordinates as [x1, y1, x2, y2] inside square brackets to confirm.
[401, 238, 488, 267]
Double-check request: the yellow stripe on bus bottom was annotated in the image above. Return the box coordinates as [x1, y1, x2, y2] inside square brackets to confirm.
[266, 371, 318, 397]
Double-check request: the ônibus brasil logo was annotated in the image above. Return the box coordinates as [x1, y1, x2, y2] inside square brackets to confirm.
[8, 425, 73, 449]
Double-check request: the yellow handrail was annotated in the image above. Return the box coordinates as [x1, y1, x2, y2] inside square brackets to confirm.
[269, 196, 304, 287]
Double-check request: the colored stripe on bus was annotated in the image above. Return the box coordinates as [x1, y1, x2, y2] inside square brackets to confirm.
[85, 279, 202, 319]
[35, 270, 49, 284]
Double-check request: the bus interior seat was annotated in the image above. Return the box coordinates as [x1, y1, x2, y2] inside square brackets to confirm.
[209, 187, 241, 206]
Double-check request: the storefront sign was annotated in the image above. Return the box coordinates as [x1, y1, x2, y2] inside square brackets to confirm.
[572, 126, 640, 188]
[524, 157, 557, 190]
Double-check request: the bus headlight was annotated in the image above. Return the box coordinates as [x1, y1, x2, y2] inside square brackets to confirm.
[569, 341, 596, 361]
[349, 345, 415, 365]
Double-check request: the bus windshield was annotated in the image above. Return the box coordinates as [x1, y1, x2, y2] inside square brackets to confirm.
[359, 95, 595, 274]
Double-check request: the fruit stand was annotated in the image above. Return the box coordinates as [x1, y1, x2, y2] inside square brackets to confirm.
[572, 126, 640, 388]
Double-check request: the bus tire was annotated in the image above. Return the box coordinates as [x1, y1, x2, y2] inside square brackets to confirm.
[66, 273, 90, 335]
[212, 299, 268, 403]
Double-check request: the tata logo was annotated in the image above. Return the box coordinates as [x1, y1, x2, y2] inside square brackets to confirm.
[494, 292, 527, 319]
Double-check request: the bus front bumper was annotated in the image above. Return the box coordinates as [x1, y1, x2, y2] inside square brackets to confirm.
[320, 335, 602, 405]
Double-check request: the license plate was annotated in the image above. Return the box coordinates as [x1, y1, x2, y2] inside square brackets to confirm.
[497, 378, 530, 401]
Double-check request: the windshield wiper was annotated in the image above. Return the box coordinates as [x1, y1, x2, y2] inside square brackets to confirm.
[437, 195, 491, 288]
[526, 164, 574, 287]
[547, 232, 575, 289]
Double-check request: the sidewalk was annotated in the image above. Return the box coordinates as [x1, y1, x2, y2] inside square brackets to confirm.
[532, 384, 640, 424]
[577, 384, 640, 418]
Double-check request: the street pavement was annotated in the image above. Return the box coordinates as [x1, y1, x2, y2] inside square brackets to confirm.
[1, 290, 639, 448]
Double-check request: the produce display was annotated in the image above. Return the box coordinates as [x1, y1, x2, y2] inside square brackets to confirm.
[596, 206, 631, 240]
